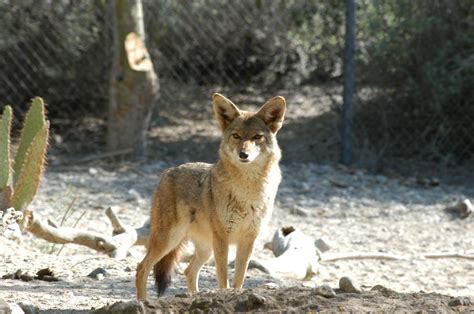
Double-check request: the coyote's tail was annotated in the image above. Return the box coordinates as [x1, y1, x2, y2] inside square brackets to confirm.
[153, 240, 187, 297]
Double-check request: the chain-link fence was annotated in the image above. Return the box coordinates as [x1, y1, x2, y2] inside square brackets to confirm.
[0, 2, 109, 120]
[1, 0, 473, 167]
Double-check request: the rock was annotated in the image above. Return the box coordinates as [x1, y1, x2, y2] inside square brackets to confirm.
[314, 238, 332, 253]
[448, 297, 471, 307]
[14, 269, 23, 279]
[371, 285, 397, 297]
[246, 259, 270, 274]
[271, 226, 296, 257]
[290, 206, 309, 217]
[2, 221, 21, 240]
[19, 273, 34, 282]
[126, 189, 141, 202]
[93, 300, 142, 313]
[17, 302, 39, 314]
[175, 292, 191, 298]
[339, 276, 361, 293]
[261, 282, 279, 290]
[445, 199, 473, 219]
[314, 285, 336, 298]
[0, 299, 11, 313]
[416, 176, 440, 187]
[1, 207, 23, 226]
[87, 267, 110, 280]
[302, 281, 317, 288]
[247, 293, 266, 308]
[36, 267, 54, 277]
[0, 299, 25, 314]
[190, 298, 212, 310]
[0, 207, 22, 240]
[10, 269, 34, 282]
[271, 226, 314, 257]
[35, 267, 59, 281]
[9, 303, 24, 314]
[328, 177, 351, 188]
[39, 275, 60, 282]
[265, 226, 319, 280]
[263, 242, 273, 250]
[2, 272, 15, 279]
[234, 293, 267, 312]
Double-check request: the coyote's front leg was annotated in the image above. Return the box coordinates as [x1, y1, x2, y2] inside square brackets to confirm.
[233, 234, 257, 288]
[212, 233, 230, 289]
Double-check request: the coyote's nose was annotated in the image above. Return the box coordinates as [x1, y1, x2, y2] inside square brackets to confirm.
[239, 151, 249, 160]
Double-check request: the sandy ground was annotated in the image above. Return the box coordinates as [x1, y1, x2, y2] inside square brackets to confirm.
[1, 161, 473, 312]
[1, 85, 474, 312]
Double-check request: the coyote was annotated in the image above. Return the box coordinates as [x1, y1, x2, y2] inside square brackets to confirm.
[136, 93, 286, 300]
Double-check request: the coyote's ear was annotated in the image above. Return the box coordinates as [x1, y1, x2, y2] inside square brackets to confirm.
[212, 93, 241, 131]
[256, 96, 286, 133]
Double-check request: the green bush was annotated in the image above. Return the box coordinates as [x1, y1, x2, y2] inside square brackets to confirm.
[355, 0, 474, 163]
[146, 0, 345, 86]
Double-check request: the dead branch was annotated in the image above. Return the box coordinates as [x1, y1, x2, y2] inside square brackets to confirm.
[71, 256, 128, 269]
[422, 253, 474, 260]
[24, 206, 150, 259]
[320, 252, 408, 263]
[105, 206, 150, 247]
[105, 206, 127, 235]
[319, 252, 474, 262]
[75, 148, 133, 164]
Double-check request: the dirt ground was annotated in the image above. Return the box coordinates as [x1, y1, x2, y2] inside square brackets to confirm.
[1, 86, 474, 312]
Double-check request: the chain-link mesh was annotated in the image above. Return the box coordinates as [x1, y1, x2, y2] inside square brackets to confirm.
[144, 0, 288, 111]
[352, 0, 474, 167]
[0, 2, 110, 121]
[0, 0, 472, 166]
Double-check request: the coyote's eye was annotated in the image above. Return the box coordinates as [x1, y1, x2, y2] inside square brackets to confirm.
[232, 133, 241, 139]
[253, 134, 263, 140]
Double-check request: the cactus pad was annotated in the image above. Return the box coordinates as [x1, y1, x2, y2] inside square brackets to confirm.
[11, 122, 49, 211]
[0, 105, 12, 189]
[13, 97, 47, 185]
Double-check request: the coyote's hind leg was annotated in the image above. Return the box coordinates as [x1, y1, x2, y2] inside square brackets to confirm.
[184, 242, 212, 293]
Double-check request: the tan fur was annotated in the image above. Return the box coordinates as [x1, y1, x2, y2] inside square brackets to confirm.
[136, 93, 286, 300]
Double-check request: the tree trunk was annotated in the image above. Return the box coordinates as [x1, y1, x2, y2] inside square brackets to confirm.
[107, 0, 159, 159]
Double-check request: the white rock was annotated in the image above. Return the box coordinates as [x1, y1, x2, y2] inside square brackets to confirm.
[314, 237, 332, 253]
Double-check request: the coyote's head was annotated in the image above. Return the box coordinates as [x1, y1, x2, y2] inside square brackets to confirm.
[212, 93, 286, 166]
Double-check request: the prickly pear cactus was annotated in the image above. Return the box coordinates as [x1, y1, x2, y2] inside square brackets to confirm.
[13, 97, 47, 185]
[0, 97, 50, 213]
[0, 105, 12, 190]
[11, 122, 49, 211]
